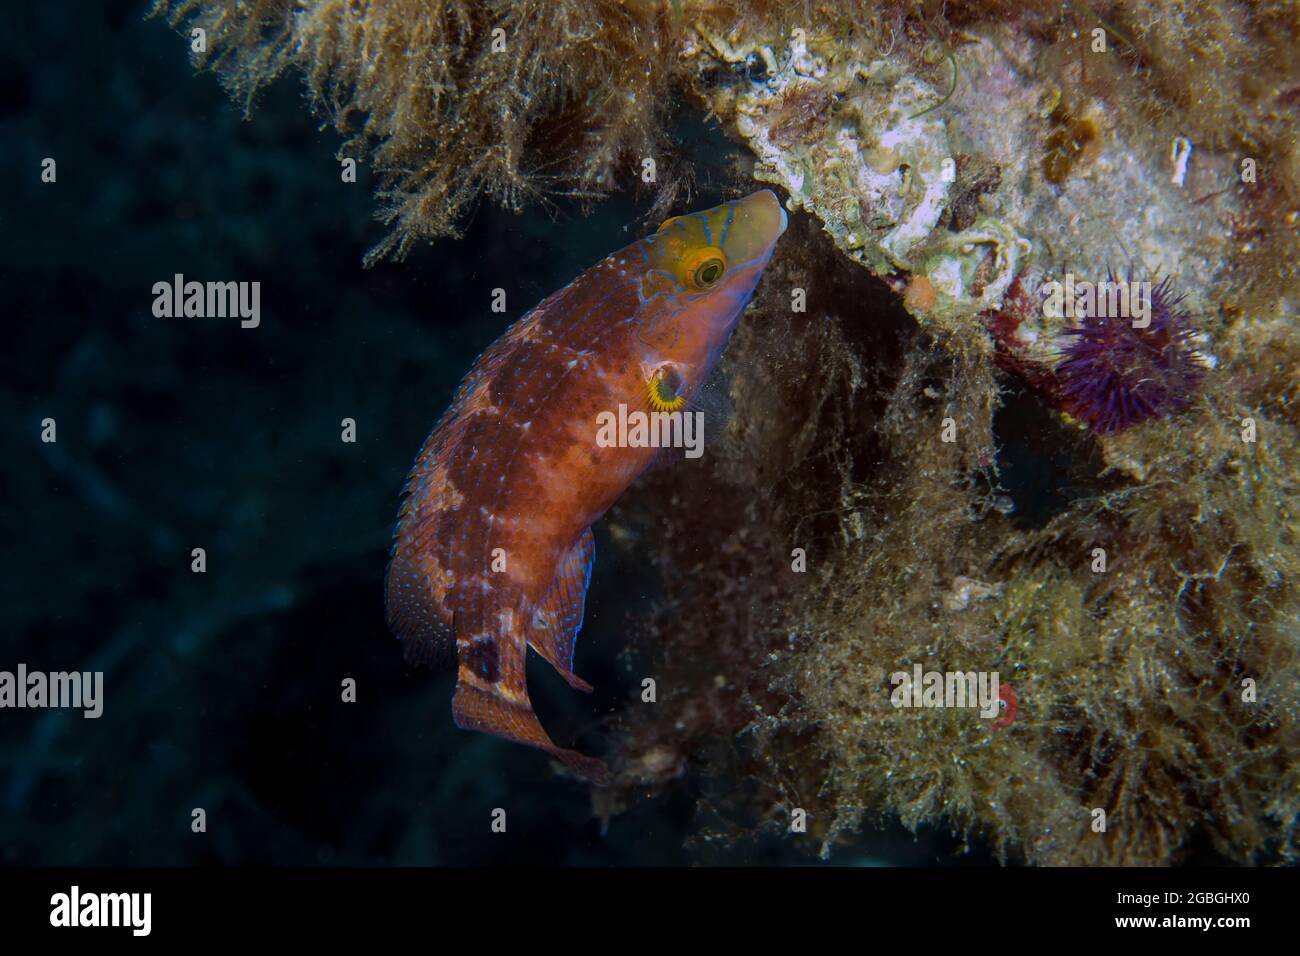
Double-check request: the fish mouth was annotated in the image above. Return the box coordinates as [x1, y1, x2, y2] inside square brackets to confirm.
[722, 189, 787, 269]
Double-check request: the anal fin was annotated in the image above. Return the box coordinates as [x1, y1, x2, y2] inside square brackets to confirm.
[526, 527, 596, 692]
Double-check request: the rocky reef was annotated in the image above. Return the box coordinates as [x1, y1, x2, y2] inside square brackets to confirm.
[154, 0, 1300, 864]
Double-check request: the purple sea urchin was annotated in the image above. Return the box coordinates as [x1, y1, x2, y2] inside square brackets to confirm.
[1054, 275, 1204, 434]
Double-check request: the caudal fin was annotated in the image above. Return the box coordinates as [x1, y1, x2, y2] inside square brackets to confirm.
[452, 679, 608, 785]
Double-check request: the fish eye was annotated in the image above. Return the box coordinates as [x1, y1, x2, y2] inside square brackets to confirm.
[693, 258, 725, 288]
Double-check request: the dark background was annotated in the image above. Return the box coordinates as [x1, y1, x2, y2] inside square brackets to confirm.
[0, 1, 994, 865]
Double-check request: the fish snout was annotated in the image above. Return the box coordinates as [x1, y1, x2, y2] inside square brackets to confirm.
[724, 189, 788, 269]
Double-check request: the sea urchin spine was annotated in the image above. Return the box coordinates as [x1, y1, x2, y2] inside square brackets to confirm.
[1054, 275, 1204, 434]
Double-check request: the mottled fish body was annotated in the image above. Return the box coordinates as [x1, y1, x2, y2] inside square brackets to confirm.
[386, 190, 787, 781]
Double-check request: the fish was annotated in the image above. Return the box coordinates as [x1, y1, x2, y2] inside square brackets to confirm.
[384, 189, 788, 783]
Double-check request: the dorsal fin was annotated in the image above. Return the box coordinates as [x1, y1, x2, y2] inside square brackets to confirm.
[384, 309, 542, 668]
[385, 546, 456, 669]
[526, 527, 596, 692]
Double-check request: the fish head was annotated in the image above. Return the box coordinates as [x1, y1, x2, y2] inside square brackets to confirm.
[633, 189, 787, 372]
